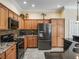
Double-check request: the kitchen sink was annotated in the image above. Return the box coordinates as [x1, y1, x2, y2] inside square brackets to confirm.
[73, 43, 79, 53]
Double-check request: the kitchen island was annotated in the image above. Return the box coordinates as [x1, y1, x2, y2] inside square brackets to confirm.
[45, 39, 79, 59]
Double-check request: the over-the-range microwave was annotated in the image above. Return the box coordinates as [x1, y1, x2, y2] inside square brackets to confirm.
[8, 17, 19, 29]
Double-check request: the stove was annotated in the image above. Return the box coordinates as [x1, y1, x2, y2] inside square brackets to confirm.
[0, 33, 25, 59]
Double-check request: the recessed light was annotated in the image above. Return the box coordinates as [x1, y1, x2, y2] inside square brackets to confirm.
[32, 4, 35, 7]
[24, 1, 27, 4]
[57, 5, 62, 8]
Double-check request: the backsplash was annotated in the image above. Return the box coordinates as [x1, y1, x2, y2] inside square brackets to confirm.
[19, 29, 38, 36]
[0, 30, 19, 38]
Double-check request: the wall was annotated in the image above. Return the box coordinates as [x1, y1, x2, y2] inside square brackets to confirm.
[64, 5, 79, 39]
[21, 11, 63, 19]
[0, 0, 21, 15]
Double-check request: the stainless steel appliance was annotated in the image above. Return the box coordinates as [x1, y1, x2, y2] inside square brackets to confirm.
[38, 23, 52, 50]
[8, 17, 19, 29]
[1, 34, 25, 59]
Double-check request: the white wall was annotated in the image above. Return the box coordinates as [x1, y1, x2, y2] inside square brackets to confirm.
[64, 5, 79, 39]
[21, 11, 62, 19]
[0, 0, 21, 15]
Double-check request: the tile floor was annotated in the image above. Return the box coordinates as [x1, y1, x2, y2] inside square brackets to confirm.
[23, 48, 63, 59]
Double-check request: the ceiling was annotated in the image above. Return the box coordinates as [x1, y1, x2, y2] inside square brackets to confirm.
[11, 0, 76, 12]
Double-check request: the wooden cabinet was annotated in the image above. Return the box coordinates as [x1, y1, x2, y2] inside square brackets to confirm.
[25, 36, 37, 48]
[24, 36, 27, 48]
[8, 10, 14, 18]
[13, 13, 18, 20]
[31, 20, 38, 29]
[6, 45, 16, 59]
[57, 19, 65, 47]
[0, 4, 8, 30]
[25, 20, 32, 29]
[51, 19, 65, 48]
[24, 20, 43, 29]
[51, 20, 58, 47]
[18, 17, 24, 29]
[0, 52, 5, 59]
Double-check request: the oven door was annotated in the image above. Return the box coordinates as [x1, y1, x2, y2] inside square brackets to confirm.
[17, 40, 25, 59]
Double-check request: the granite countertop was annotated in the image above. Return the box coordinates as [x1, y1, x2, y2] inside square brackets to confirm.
[0, 42, 16, 54]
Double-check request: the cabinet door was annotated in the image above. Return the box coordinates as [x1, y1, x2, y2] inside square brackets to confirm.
[25, 20, 32, 29]
[8, 10, 14, 18]
[31, 20, 38, 29]
[32, 36, 37, 47]
[51, 20, 58, 47]
[27, 37, 34, 48]
[18, 17, 24, 29]
[0, 4, 8, 30]
[0, 52, 5, 59]
[24, 36, 27, 49]
[57, 19, 65, 47]
[13, 13, 18, 20]
[6, 45, 16, 59]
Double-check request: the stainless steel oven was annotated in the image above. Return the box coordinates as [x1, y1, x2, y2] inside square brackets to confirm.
[16, 38, 25, 59]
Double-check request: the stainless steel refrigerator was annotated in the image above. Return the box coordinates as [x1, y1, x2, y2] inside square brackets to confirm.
[38, 23, 52, 50]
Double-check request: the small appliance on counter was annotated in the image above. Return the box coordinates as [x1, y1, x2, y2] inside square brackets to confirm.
[38, 23, 52, 50]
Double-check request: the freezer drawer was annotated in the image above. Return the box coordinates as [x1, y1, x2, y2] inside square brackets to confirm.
[38, 40, 51, 50]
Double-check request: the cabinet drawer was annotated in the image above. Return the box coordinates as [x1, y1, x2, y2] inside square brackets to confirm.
[6, 45, 16, 56]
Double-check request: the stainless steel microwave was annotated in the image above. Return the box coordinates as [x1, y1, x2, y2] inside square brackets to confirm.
[8, 17, 19, 29]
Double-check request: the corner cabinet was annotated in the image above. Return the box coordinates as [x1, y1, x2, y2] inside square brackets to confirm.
[0, 4, 8, 30]
[0, 52, 5, 59]
[6, 45, 16, 59]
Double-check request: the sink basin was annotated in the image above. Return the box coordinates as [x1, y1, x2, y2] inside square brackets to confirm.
[73, 43, 79, 53]
[73, 47, 79, 53]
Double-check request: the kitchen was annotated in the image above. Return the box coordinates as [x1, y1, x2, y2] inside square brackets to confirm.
[0, 0, 79, 59]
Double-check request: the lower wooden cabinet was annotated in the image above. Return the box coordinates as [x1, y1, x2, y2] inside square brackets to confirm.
[6, 45, 16, 59]
[0, 52, 5, 59]
[24, 36, 37, 48]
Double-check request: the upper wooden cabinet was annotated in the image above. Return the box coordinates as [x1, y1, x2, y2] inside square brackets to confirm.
[24, 20, 43, 29]
[0, 4, 8, 30]
[18, 17, 24, 29]
[31, 20, 38, 29]
[8, 10, 14, 19]
[13, 13, 18, 20]
[24, 20, 32, 29]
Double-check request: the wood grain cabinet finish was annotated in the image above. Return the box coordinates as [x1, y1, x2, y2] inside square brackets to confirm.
[31, 20, 38, 29]
[13, 13, 18, 20]
[24, 20, 32, 29]
[51, 20, 58, 47]
[26, 36, 37, 48]
[8, 10, 14, 18]
[51, 19, 65, 48]
[6, 45, 16, 59]
[0, 4, 8, 30]
[24, 36, 27, 48]
[18, 17, 24, 29]
[0, 52, 5, 59]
